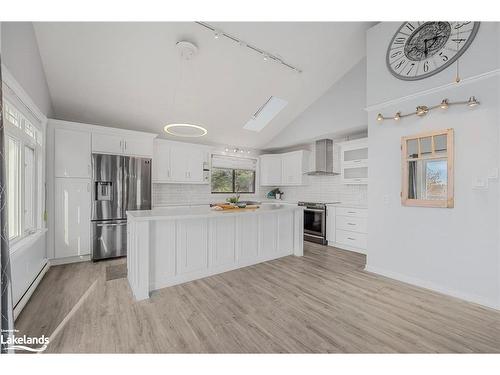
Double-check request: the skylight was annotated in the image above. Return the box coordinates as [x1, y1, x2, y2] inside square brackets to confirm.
[243, 96, 288, 132]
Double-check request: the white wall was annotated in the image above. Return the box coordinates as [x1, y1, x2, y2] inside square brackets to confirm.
[264, 58, 367, 149]
[366, 22, 500, 309]
[1, 22, 53, 117]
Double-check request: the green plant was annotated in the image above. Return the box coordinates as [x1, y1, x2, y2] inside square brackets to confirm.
[226, 194, 240, 204]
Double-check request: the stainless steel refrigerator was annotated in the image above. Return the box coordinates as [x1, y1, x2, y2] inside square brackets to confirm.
[91, 153, 151, 260]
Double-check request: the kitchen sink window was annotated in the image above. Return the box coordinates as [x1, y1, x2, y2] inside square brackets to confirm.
[211, 155, 256, 193]
[3, 97, 44, 244]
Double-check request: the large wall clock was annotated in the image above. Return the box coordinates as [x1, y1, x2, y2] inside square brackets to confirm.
[386, 22, 480, 81]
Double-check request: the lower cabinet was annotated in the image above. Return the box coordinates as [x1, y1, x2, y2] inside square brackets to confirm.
[176, 218, 209, 275]
[54, 178, 91, 259]
[326, 205, 367, 254]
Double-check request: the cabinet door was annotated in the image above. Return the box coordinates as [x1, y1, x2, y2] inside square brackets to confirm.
[92, 133, 123, 154]
[54, 178, 91, 258]
[169, 145, 189, 182]
[55, 129, 91, 178]
[123, 137, 153, 157]
[153, 141, 171, 182]
[186, 148, 205, 183]
[260, 155, 282, 186]
[281, 152, 302, 185]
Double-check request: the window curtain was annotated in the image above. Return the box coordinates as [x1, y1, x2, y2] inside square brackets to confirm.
[408, 161, 417, 199]
[0, 55, 15, 354]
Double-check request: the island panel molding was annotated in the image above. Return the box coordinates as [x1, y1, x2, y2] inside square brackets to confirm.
[127, 205, 304, 300]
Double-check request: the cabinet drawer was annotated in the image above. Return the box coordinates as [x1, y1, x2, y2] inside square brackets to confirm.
[335, 230, 367, 249]
[335, 207, 368, 218]
[336, 215, 367, 233]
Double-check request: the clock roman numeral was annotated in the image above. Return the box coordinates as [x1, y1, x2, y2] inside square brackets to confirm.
[405, 23, 416, 32]
[393, 37, 406, 45]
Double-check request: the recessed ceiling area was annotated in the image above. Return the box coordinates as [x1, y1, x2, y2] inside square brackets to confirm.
[33, 22, 373, 148]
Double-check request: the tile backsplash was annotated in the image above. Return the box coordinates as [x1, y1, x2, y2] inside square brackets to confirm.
[275, 175, 367, 205]
[153, 175, 366, 206]
[153, 183, 265, 206]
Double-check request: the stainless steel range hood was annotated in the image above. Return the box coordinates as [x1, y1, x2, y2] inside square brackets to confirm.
[306, 139, 339, 176]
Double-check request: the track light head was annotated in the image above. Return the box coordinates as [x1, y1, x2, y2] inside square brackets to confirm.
[416, 106, 429, 117]
[440, 99, 449, 110]
[468, 96, 479, 107]
[377, 113, 384, 122]
[394, 112, 401, 121]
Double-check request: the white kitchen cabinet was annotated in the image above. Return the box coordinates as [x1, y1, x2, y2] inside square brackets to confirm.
[260, 150, 309, 186]
[340, 138, 368, 185]
[92, 133, 153, 157]
[281, 150, 309, 185]
[328, 205, 367, 254]
[176, 218, 208, 275]
[153, 139, 208, 184]
[91, 133, 123, 155]
[54, 128, 91, 178]
[260, 154, 282, 186]
[54, 178, 91, 259]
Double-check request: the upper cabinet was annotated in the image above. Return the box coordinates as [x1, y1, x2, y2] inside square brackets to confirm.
[55, 128, 92, 178]
[260, 150, 309, 186]
[92, 132, 154, 157]
[153, 139, 209, 184]
[340, 138, 368, 185]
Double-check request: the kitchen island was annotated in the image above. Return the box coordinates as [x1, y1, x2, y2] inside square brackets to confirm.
[126, 204, 304, 300]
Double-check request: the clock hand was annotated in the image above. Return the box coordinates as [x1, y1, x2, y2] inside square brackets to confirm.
[424, 39, 428, 58]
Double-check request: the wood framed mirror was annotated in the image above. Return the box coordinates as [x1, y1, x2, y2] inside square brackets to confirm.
[401, 129, 454, 208]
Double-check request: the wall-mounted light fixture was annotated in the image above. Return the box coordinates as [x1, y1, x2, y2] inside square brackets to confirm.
[377, 96, 480, 123]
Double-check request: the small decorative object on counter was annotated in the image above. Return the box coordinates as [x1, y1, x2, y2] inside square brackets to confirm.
[267, 188, 283, 200]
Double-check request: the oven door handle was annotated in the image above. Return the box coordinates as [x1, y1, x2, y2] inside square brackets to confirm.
[304, 208, 325, 213]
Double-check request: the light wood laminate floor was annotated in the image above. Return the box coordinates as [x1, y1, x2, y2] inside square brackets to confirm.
[15, 243, 500, 353]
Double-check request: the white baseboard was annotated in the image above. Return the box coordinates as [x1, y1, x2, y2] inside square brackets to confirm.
[49, 254, 91, 266]
[364, 264, 499, 311]
[14, 261, 50, 320]
[328, 241, 366, 255]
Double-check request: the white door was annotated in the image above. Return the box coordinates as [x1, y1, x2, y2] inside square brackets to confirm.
[186, 148, 205, 183]
[153, 141, 171, 182]
[54, 178, 91, 259]
[169, 145, 189, 182]
[260, 155, 282, 186]
[281, 152, 302, 185]
[92, 133, 123, 154]
[122, 137, 153, 157]
[54, 128, 91, 178]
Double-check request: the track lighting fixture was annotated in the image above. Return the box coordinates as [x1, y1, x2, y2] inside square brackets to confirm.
[376, 96, 480, 123]
[196, 22, 302, 73]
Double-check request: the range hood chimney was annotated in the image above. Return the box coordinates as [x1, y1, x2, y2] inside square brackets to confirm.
[306, 139, 339, 176]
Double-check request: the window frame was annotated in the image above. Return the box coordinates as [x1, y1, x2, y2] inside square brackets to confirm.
[401, 128, 454, 208]
[3, 98, 44, 244]
[211, 167, 256, 194]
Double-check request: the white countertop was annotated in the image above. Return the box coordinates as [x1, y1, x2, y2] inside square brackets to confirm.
[128, 203, 303, 221]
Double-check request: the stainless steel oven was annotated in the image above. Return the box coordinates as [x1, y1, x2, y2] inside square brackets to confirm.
[298, 202, 327, 245]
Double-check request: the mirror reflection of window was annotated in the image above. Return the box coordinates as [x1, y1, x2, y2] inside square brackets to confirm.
[402, 129, 453, 208]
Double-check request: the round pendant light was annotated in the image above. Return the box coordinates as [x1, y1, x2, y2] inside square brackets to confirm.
[164, 123, 207, 137]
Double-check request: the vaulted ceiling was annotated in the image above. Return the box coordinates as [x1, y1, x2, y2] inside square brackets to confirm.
[34, 22, 372, 148]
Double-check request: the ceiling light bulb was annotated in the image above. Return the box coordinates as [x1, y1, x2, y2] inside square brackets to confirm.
[233, 148, 237, 153]
[214, 30, 223, 39]
[225, 148, 229, 152]
[240, 150, 244, 153]
[262, 54, 269, 62]
[440, 99, 449, 110]
[468, 96, 479, 107]
[377, 113, 384, 122]
[247, 150, 251, 154]
[394, 112, 401, 121]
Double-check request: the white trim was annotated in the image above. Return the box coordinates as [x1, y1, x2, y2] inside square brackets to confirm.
[365, 69, 500, 112]
[9, 228, 48, 256]
[13, 261, 49, 321]
[49, 254, 91, 266]
[1, 64, 48, 127]
[328, 242, 366, 255]
[364, 264, 499, 311]
[49, 118, 157, 139]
